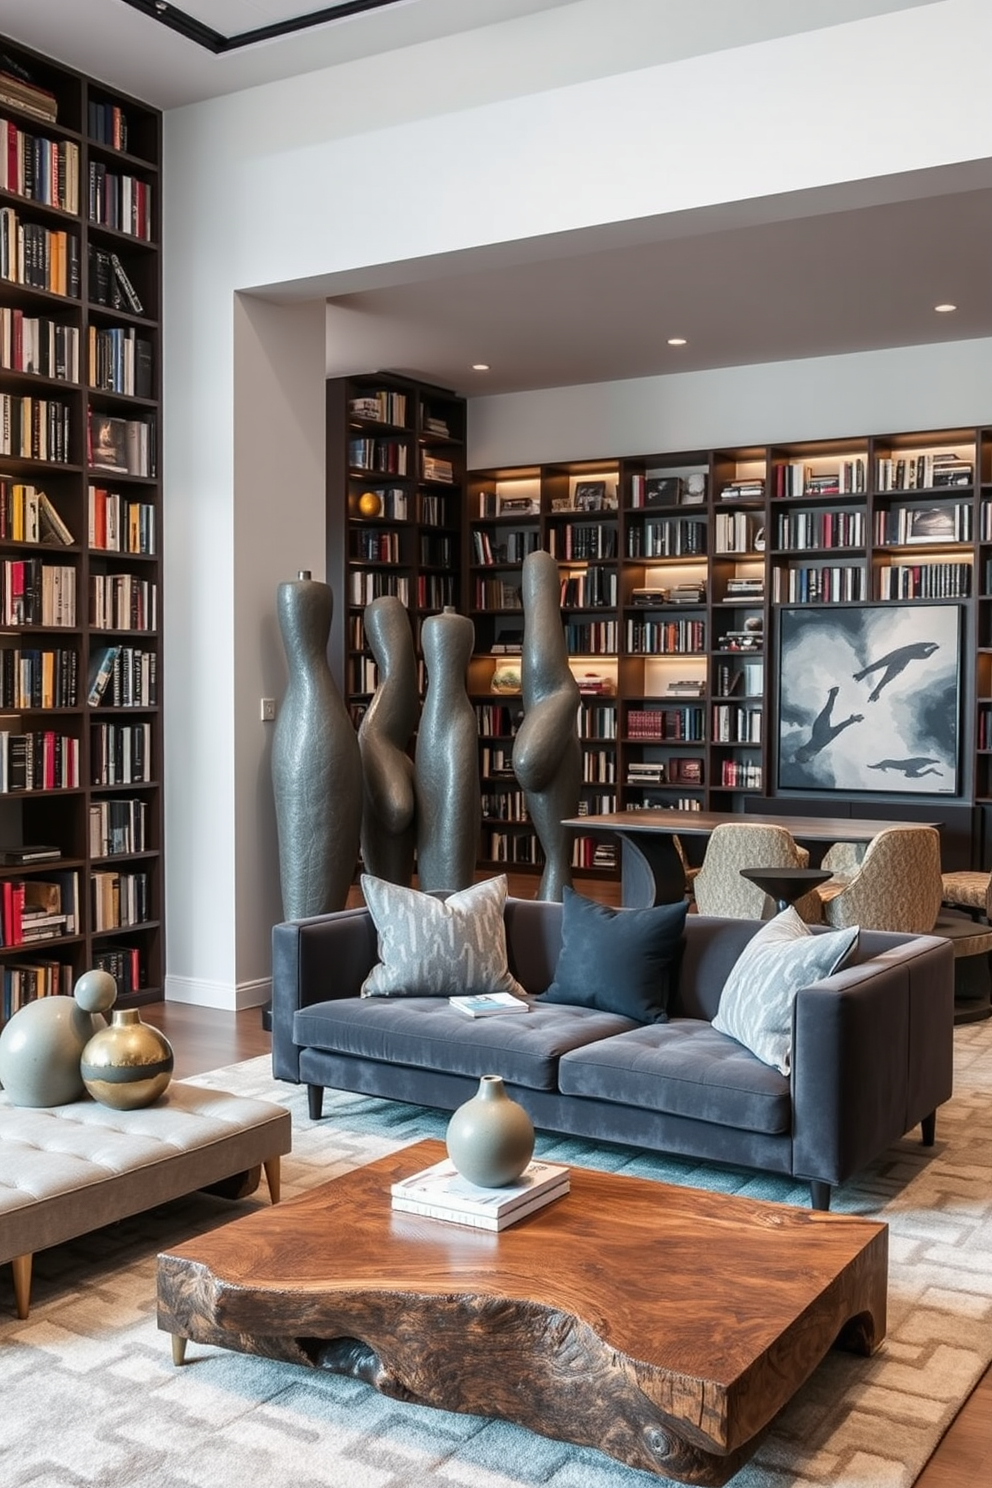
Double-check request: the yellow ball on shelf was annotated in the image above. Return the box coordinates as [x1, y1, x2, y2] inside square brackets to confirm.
[357, 491, 382, 518]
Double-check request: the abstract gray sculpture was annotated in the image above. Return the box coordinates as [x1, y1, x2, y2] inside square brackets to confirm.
[513, 549, 581, 901]
[271, 572, 362, 918]
[358, 595, 419, 886]
[414, 607, 480, 891]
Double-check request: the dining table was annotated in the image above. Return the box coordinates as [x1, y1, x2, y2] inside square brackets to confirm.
[562, 809, 940, 907]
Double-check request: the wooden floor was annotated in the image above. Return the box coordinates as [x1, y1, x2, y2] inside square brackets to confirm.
[141, 866, 991, 1488]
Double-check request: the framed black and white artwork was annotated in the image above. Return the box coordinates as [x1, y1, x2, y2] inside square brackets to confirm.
[777, 604, 960, 794]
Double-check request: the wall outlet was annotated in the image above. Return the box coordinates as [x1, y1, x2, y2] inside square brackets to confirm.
[260, 698, 276, 722]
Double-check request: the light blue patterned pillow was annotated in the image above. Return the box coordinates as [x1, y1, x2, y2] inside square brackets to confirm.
[360, 873, 528, 999]
[712, 908, 859, 1074]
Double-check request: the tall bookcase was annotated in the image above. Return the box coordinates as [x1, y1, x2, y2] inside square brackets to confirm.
[468, 426, 992, 879]
[0, 36, 162, 1026]
[325, 372, 465, 719]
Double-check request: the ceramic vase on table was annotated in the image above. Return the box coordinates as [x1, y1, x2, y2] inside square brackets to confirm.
[445, 1074, 535, 1187]
[271, 572, 362, 918]
[80, 1007, 175, 1110]
[414, 607, 480, 891]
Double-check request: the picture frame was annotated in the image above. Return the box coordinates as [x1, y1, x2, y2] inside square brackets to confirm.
[573, 480, 606, 512]
[679, 473, 708, 506]
[777, 603, 961, 794]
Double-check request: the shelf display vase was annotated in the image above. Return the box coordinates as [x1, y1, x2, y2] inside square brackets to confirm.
[414, 607, 480, 891]
[445, 1074, 535, 1188]
[0, 969, 118, 1108]
[80, 1009, 174, 1110]
[271, 573, 362, 918]
[358, 595, 419, 886]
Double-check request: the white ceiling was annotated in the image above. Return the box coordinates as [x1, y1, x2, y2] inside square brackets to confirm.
[1, 0, 987, 399]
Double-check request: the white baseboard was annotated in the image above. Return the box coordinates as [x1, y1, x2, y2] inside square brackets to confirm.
[165, 974, 271, 1012]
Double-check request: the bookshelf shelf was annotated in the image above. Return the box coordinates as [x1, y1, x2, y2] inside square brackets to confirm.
[0, 32, 163, 1024]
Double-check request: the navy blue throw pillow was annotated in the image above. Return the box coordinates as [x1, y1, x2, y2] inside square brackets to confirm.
[540, 888, 687, 1023]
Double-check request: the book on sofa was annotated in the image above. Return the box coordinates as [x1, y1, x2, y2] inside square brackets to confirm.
[390, 1157, 570, 1230]
[448, 992, 530, 1017]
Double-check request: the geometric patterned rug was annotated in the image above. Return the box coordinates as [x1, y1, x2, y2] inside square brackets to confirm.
[2, 1020, 991, 1488]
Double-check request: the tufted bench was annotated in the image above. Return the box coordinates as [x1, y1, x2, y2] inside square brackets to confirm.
[1, 1080, 292, 1319]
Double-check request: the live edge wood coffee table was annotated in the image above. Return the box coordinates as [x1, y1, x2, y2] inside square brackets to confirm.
[157, 1139, 887, 1485]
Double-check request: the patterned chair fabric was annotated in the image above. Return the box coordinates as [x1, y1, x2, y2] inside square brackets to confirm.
[821, 826, 943, 934]
[692, 822, 821, 922]
[940, 869, 992, 919]
[817, 840, 868, 904]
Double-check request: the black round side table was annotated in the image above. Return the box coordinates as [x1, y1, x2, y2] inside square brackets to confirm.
[739, 867, 833, 914]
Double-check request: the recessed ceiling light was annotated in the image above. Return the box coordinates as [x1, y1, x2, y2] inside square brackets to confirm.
[471, 362, 490, 371]
[667, 337, 687, 346]
[934, 303, 957, 313]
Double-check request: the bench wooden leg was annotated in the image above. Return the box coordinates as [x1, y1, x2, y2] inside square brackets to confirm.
[263, 1155, 281, 1204]
[171, 1334, 188, 1366]
[11, 1253, 31, 1319]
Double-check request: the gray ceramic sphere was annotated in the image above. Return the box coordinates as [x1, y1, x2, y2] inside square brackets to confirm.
[445, 1074, 535, 1187]
[0, 996, 95, 1107]
[74, 968, 118, 1015]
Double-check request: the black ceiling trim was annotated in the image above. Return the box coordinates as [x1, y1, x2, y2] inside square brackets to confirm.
[120, 0, 409, 54]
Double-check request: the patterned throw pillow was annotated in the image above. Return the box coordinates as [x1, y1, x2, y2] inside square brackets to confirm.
[360, 873, 528, 999]
[712, 908, 859, 1074]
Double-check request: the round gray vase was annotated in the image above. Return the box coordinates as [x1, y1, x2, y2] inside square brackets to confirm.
[414, 608, 480, 891]
[512, 549, 582, 900]
[271, 573, 362, 918]
[358, 595, 419, 886]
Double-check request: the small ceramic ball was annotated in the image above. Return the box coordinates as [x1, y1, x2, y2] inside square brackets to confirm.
[74, 968, 118, 1016]
[357, 491, 382, 518]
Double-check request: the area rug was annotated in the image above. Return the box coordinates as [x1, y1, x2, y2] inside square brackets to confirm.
[2, 1022, 991, 1488]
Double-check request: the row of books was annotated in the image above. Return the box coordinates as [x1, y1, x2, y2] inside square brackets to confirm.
[89, 797, 147, 859]
[712, 704, 762, 743]
[876, 562, 971, 600]
[770, 566, 867, 605]
[564, 619, 618, 655]
[0, 208, 80, 296]
[2, 961, 74, 1022]
[625, 618, 705, 655]
[873, 504, 972, 547]
[0, 558, 76, 627]
[773, 459, 866, 499]
[474, 578, 522, 610]
[0, 119, 80, 213]
[88, 101, 129, 152]
[714, 661, 764, 697]
[720, 760, 763, 788]
[93, 943, 144, 997]
[472, 529, 541, 565]
[0, 645, 77, 709]
[352, 528, 400, 563]
[91, 868, 150, 931]
[89, 573, 157, 632]
[88, 245, 144, 315]
[86, 644, 157, 708]
[0, 479, 73, 544]
[390, 1156, 569, 1231]
[348, 656, 378, 695]
[91, 721, 152, 786]
[87, 409, 156, 478]
[627, 706, 705, 741]
[481, 790, 529, 823]
[625, 519, 705, 558]
[714, 511, 762, 554]
[87, 325, 153, 399]
[776, 509, 865, 551]
[486, 830, 543, 865]
[560, 567, 617, 609]
[0, 307, 79, 382]
[876, 453, 973, 491]
[87, 163, 153, 241]
[576, 704, 617, 739]
[349, 437, 408, 475]
[0, 66, 58, 124]
[547, 524, 618, 560]
[0, 729, 79, 792]
[348, 390, 407, 426]
[0, 392, 71, 462]
[582, 748, 616, 784]
[1, 871, 78, 947]
[89, 486, 156, 554]
[571, 836, 618, 870]
[420, 534, 456, 566]
[416, 574, 457, 608]
[348, 570, 410, 606]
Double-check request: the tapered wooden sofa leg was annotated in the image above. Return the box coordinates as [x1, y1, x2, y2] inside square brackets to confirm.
[809, 1180, 832, 1212]
[921, 1111, 937, 1147]
[307, 1084, 325, 1120]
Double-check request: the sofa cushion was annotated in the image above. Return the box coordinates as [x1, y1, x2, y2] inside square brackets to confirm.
[540, 888, 687, 1023]
[712, 908, 860, 1075]
[360, 873, 527, 1000]
[293, 997, 637, 1092]
[558, 1019, 791, 1135]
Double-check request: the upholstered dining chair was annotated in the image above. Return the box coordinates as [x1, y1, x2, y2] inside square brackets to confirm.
[819, 825, 943, 933]
[692, 821, 822, 921]
[940, 868, 992, 922]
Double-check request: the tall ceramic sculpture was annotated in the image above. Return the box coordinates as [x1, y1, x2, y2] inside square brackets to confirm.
[271, 572, 362, 918]
[513, 549, 581, 901]
[415, 607, 480, 891]
[358, 595, 419, 886]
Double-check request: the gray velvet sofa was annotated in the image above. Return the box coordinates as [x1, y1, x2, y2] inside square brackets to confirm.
[271, 898, 954, 1209]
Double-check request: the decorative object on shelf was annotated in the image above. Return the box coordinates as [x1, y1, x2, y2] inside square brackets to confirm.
[271, 572, 363, 918]
[0, 968, 116, 1108]
[414, 607, 480, 891]
[80, 1005, 174, 1110]
[358, 596, 419, 886]
[357, 491, 382, 518]
[512, 549, 582, 901]
[445, 1074, 535, 1188]
[490, 662, 522, 694]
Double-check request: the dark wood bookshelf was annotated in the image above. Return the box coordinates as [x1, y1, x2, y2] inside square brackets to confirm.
[0, 32, 163, 1025]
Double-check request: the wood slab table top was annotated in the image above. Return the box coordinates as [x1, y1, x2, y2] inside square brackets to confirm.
[157, 1139, 888, 1485]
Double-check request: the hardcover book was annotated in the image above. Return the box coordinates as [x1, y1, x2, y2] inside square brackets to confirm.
[449, 991, 529, 1017]
[390, 1157, 569, 1229]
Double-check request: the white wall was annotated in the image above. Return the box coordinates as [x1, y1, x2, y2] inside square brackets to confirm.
[162, 0, 992, 1005]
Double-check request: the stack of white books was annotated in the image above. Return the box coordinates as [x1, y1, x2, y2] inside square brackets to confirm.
[390, 1157, 570, 1230]
[448, 991, 529, 1018]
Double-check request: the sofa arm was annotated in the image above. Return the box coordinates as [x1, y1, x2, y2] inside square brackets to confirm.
[790, 934, 954, 1188]
[271, 908, 378, 1083]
